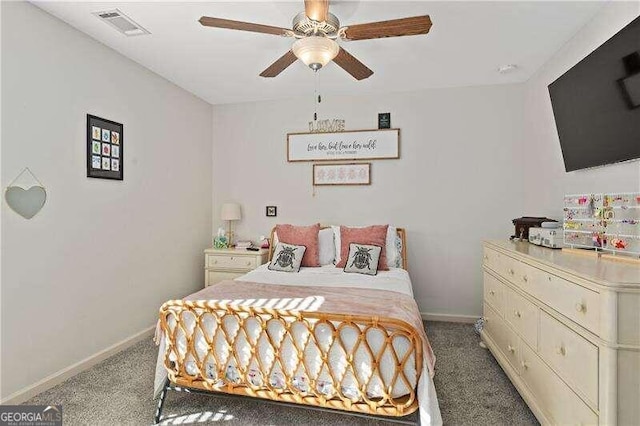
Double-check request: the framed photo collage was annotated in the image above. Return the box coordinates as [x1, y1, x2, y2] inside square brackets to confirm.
[87, 114, 123, 180]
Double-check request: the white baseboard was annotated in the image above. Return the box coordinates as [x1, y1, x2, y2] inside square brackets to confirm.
[421, 312, 479, 323]
[0, 325, 155, 405]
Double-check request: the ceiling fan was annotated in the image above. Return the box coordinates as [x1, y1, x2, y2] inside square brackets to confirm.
[199, 0, 432, 80]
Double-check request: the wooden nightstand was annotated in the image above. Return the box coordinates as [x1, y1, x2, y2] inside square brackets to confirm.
[204, 248, 269, 287]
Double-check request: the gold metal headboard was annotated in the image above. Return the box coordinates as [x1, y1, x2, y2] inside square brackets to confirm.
[268, 226, 408, 270]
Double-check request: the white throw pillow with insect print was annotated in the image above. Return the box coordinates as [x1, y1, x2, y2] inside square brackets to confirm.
[268, 243, 307, 273]
[343, 243, 382, 276]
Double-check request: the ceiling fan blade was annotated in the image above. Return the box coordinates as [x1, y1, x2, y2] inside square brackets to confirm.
[333, 47, 373, 81]
[260, 51, 298, 78]
[304, 0, 329, 22]
[342, 15, 432, 41]
[199, 16, 291, 37]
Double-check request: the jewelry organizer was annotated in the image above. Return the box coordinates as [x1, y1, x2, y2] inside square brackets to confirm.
[564, 192, 640, 258]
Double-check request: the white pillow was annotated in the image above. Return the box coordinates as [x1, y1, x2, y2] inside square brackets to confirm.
[318, 228, 336, 265]
[332, 225, 400, 269]
[273, 229, 335, 266]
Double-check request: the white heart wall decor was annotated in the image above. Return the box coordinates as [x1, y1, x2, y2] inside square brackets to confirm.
[5, 185, 47, 219]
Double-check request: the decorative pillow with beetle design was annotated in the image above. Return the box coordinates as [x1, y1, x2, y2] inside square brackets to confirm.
[268, 243, 307, 273]
[343, 243, 382, 276]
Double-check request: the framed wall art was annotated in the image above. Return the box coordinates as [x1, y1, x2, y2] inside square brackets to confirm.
[87, 114, 123, 180]
[266, 206, 277, 217]
[313, 163, 371, 186]
[287, 128, 399, 162]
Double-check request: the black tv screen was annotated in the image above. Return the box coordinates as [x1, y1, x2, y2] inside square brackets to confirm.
[548, 16, 640, 172]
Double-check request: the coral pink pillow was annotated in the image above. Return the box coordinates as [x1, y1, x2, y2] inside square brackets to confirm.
[275, 223, 321, 267]
[336, 225, 389, 270]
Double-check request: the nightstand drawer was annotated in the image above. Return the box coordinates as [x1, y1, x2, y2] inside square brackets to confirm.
[206, 271, 244, 287]
[207, 254, 257, 271]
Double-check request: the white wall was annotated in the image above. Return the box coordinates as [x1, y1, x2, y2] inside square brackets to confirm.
[1, 2, 212, 399]
[212, 84, 526, 318]
[522, 2, 640, 217]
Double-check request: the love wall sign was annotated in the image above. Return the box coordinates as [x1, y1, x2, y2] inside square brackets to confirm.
[287, 128, 400, 162]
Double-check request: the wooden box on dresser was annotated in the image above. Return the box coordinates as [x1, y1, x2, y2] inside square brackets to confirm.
[204, 248, 269, 287]
[482, 240, 640, 425]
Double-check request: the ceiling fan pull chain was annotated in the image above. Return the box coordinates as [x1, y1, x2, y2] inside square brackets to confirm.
[313, 69, 319, 122]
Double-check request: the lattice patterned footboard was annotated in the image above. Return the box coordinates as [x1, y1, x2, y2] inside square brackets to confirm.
[158, 299, 423, 418]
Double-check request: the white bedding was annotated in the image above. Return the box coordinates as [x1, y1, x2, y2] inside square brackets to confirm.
[239, 264, 414, 297]
[155, 265, 441, 425]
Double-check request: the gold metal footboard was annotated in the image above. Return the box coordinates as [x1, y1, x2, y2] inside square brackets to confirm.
[158, 299, 423, 417]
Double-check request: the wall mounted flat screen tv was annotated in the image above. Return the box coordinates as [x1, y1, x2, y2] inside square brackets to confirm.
[548, 16, 640, 172]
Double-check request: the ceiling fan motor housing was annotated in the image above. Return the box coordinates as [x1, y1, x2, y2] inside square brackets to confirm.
[292, 12, 340, 37]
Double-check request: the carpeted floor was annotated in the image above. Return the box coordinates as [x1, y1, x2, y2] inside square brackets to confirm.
[25, 322, 538, 425]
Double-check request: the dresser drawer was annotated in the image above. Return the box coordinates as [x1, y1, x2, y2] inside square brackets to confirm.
[483, 272, 505, 315]
[520, 341, 598, 425]
[539, 311, 599, 407]
[484, 248, 522, 283]
[207, 254, 257, 271]
[504, 285, 539, 349]
[532, 269, 600, 334]
[484, 303, 520, 371]
[483, 247, 503, 274]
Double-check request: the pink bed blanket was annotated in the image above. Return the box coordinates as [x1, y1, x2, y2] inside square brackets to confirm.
[178, 280, 436, 376]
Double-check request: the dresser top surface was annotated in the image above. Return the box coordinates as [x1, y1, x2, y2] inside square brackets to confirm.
[485, 240, 640, 287]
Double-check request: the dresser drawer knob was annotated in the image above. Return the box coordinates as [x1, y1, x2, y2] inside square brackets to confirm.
[513, 310, 521, 318]
[213, 260, 218, 264]
[522, 275, 528, 283]
[575, 303, 586, 313]
[489, 290, 495, 296]
[556, 346, 567, 356]
[246, 261, 251, 266]
[484, 254, 488, 260]
[521, 361, 529, 370]
[507, 344, 516, 353]
[508, 268, 515, 275]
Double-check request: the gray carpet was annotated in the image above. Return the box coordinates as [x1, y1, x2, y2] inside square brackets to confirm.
[24, 322, 538, 425]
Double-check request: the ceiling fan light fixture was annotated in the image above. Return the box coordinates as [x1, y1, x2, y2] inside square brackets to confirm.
[292, 36, 339, 70]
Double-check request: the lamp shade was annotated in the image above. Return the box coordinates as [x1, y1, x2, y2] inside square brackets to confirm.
[220, 203, 241, 221]
[292, 36, 339, 70]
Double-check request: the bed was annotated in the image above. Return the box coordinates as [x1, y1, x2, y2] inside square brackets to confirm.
[153, 227, 442, 425]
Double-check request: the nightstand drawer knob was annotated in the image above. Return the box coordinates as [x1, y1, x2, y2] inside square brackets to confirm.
[522, 275, 528, 283]
[246, 261, 251, 266]
[575, 303, 586, 313]
[489, 290, 495, 296]
[213, 260, 218, 264]
[513, 310, 521, 318]
[508, 268, 515, 275]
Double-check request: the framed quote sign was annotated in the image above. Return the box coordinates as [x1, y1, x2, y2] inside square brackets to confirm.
[87, 114, 123, 180]
[287, 128, 399, 162]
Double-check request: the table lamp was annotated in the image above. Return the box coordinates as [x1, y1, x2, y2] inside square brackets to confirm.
[220, 203, 241, 247]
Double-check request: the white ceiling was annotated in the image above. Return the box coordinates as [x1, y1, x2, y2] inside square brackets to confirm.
[33, 1, 605, 105]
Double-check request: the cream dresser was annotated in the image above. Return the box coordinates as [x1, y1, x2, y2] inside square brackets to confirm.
[482, 240, 640, 425]
[204, 248, 269, 287]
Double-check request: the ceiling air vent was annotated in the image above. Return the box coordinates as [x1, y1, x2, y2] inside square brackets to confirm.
[93, 9, 150, 37]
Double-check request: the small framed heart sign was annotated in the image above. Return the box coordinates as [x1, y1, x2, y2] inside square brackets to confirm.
[5, 186, 47, 219]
